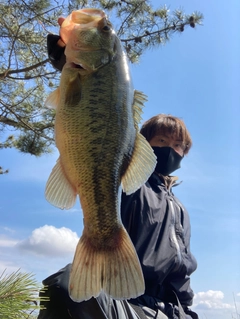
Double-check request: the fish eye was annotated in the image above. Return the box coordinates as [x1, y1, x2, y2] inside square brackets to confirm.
[102, 24, 111, 32]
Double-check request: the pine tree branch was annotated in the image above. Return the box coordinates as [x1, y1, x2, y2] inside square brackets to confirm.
[0, 166, 9, 174]
[120, 19, 195, 43]
[7, 71, 57, 80]
[117, 0, 146, 37]
[7, 26, 21, 70]
[0, 103, 54, 142]
[0, 59, 50, 79]
[3, 108, 54, 142]
[0, 0, 203, 157]
[0, 116, 19, 128]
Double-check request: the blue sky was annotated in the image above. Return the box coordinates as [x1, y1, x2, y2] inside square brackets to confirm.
[0, 1, 240, 318]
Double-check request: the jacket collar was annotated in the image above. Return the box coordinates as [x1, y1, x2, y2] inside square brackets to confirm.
[150, 172, 179, 190]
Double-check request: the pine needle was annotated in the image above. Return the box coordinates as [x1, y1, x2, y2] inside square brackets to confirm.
[0, 269, 48, 319]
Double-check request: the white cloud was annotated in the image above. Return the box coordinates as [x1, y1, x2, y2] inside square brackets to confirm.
[237, 293, 240, 297]
[193, 290, 233, 310]
[2, 227, 15, 234]
[0, 266, 21, 279]
[0, 226, 79, 283]
[16, 225, 79, 257]
[0, 235, 18, 247]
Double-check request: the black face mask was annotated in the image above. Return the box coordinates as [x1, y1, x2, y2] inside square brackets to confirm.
[152, 146, 183, 176]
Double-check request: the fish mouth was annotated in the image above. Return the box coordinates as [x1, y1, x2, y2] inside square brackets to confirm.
[72, 62, 85, 69]
[66, 62, 86, 70]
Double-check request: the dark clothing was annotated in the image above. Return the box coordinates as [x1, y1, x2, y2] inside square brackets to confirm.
[38, 264, 141, 319]
[121, 173, 197, 308]
[38, 173, 198, 319]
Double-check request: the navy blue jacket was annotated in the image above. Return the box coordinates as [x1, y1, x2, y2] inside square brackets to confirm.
[121, 172, 197, 307]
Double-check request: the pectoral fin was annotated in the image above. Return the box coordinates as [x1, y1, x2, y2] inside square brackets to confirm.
[45, 88, 60, 109]
[121, 132, 156, 195]
[64, 73, 82, 107]
[45, 158, 77, 209]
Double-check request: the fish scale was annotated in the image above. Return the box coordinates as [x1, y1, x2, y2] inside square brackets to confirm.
[57, 72, 128, 235]
[45, 8, 156, 302]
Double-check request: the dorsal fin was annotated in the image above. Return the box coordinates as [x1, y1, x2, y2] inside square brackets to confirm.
[121, 90, 156, 194]
[132, 90, 147, 129]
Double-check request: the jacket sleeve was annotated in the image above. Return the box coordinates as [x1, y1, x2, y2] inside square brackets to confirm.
[37, 264, 109, 319]
[166, 275, 195, 307]
[38, 264, 73, 319]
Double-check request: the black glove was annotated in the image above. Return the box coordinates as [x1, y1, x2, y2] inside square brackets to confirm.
[47, 34, 66, 71]
[184, 307, 199, 319]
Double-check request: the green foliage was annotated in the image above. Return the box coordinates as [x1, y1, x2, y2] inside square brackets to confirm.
[0, 0, 203, 157]
[0, 269, 47, 319]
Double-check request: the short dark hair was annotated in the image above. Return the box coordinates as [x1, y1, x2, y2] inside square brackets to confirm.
[140, 114, 192, 154]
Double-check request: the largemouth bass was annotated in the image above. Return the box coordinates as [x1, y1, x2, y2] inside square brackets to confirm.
[45, 8, 156, 302]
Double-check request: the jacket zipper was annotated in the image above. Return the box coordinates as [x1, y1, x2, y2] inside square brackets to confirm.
[168, 200, 182, 266]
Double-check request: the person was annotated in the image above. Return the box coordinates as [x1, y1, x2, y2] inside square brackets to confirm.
[38, 36, 198, 319]
[120, 115, 198, 319]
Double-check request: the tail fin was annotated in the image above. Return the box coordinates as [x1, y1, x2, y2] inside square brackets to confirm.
[69, 227, 144, 302]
